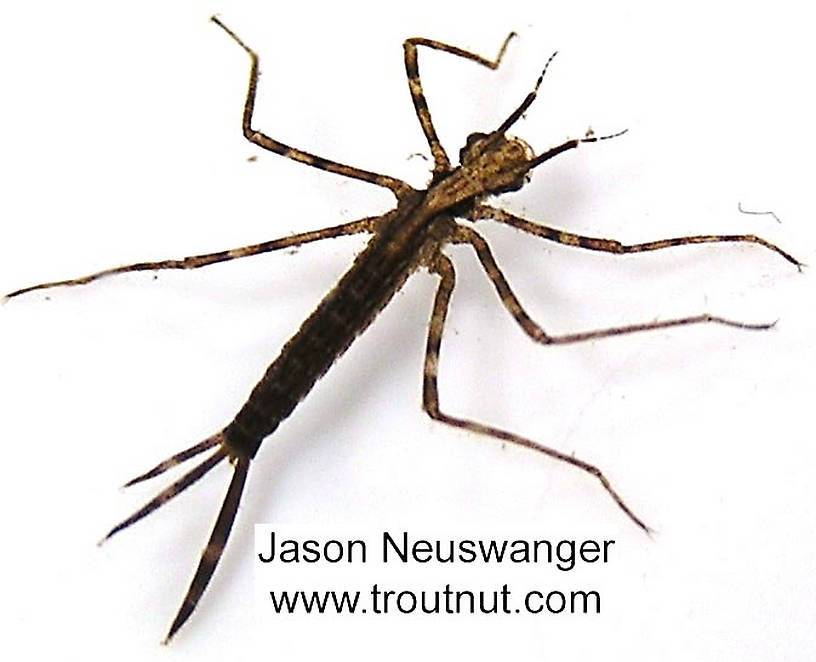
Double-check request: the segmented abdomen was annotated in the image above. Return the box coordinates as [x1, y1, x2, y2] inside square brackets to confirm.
[223, 202, 430, 458]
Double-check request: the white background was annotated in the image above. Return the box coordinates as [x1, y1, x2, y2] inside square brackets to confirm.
[1, 0, 815, 659]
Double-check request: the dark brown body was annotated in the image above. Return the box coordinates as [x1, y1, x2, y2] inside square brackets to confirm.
[224, 190, 437, 457]
[221, 126, 540, 459]
[7, 17, 797, 643]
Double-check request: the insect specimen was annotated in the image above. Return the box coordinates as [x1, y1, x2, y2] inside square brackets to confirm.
[5, 17, 800, 642]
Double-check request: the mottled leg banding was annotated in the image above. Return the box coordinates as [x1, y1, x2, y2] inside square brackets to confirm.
[422, 253, 651, 532]
[212, 16, 412, 199]
[456, 224, 783, 346]
[5, 215, 384, 299]
[469, 204, 802, 268]
[403, 33, 515, 174]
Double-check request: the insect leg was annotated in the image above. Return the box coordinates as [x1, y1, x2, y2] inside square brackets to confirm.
[469, 204, 802, 268]
[5, 215, 385, 299]
[403, 33, 515, 174]
[212, 16, 412, 199]
[422, 253, 650, 532]
[164, 456, 250, 643]
[456, 224, 780, 346]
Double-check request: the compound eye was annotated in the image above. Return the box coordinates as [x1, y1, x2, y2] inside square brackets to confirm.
[465, 132, 489, 148]
[459, 132, 490, 164]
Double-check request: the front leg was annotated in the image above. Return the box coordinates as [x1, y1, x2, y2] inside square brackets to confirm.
[212, 17, 412, 199]
[403, 33, 515, 175]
